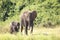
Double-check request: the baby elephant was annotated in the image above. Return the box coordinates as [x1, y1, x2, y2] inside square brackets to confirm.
[10, 21, 20, 34]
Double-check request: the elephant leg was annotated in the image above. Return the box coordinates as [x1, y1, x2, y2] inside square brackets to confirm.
[25, 26, 28, 35]
[21, 26, 23, 33]
[31, 25, 33, 33]
[15, 26, 19, 32]
[25, 21, 28, 35]
[20, 19, 24, 33]
[10, 27, 15, 34]
[10, 28, 13, 34]
[30, 21, 33, 33]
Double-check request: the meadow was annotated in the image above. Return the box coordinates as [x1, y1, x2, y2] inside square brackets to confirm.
[0, 18, 60, 40]
[0, 0, 60, 40]
[0, 26, 60, 40]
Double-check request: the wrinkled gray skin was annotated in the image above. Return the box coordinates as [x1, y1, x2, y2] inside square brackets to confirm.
[20, 10, 37, 35]
[10, 21, 20, 34]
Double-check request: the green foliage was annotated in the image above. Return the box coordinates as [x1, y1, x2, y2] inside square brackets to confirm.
[0, 0, 60, 40]
[0, 0, 60, 27]
[0, 0, 16, 21]
[0, 33, 60, 40]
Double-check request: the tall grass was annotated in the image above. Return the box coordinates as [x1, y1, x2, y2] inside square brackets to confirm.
[0, 33, 60, 40]
[0, 27, 60, 40]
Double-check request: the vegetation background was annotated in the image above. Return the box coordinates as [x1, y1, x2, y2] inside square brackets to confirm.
[0, 0, 60, 40]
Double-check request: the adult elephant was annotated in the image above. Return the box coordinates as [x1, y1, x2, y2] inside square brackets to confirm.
[20, 10, 37, 35]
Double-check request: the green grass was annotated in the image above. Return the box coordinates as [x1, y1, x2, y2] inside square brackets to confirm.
[0, 27, 60, 40]
[0, 0, 60, 40]
[0, 33, 60, 40]
[0, 14, 60, 40]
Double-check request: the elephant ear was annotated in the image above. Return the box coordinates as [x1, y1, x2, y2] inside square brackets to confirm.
[17, 22, 20, 26]
[30, 11, 37, 21]
[17, 22, 20, 29]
